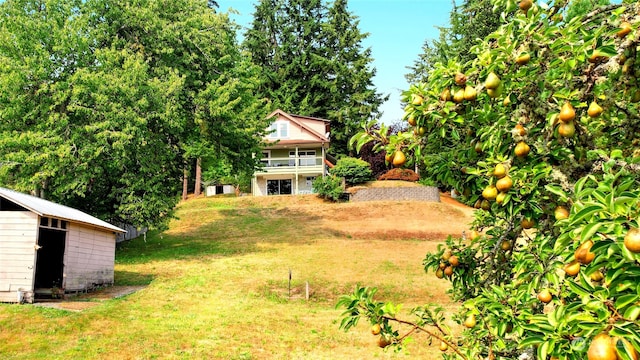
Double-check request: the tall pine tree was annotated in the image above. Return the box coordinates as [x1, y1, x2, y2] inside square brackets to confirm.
[244, 0, 386, 156]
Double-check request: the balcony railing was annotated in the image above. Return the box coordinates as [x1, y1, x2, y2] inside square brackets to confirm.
[255, 156, 324, 174]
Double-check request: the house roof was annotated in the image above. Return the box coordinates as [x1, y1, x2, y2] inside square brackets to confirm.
[267, 109, 330, 143]
[0, 187, 126, 233]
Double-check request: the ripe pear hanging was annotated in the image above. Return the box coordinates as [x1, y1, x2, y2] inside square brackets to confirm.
[485, 72, 501, 90]
[559, 102, 575, 123]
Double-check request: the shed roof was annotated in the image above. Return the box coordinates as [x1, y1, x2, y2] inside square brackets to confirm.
[0, 187, 125, 233]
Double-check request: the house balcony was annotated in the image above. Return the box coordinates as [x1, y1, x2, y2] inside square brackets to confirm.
[254, 156, 325, 176]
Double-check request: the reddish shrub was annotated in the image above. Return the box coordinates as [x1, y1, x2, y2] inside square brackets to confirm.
[377, 168, 420, 182]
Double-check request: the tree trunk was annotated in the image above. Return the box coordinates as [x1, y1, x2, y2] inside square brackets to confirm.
[194, 158, 202, 197]
[182, 168, 189, 201]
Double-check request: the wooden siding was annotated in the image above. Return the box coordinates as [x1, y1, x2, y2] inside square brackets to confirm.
[0, 211, 37, 303]
[64, 223, 116, 291]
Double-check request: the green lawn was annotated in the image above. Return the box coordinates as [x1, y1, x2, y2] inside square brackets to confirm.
[0, 195, 463, 359]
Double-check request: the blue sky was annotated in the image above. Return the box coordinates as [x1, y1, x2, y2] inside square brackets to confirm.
[220, 0, 453, 124]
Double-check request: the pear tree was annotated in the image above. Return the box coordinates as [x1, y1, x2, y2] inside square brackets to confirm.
[341, 0, 640, 358]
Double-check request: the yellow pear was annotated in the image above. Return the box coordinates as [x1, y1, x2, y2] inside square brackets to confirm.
[575, 240, 596, 265]
[624, 228, 640, 253]
[587, 333, 617, 360]
[439, 341, 448, 351]
[392, 150, 406, 167]
[482, 185, 498, 200]
[554, 206, 569, 220]
[463, 85, 477, 101]
[411, 94, 424, 106]
[440, 88, 452, 102]
[558, 121, 575, 138]
[453, 88, 465, 103]
[559, 102, 576, 123]
[496, 176, 513, 192]
[487, 83, 503, 98]
[514, 141, 530, 158]
[564, 261, 580, 276]
[493, 163, 507, 178]
[516, 52, 531, 66]
[537, 289, 552, 303]
[587, 101, 603, 118]
[463, 314, 476, 328]
[617, 21, 632, 38]
[407, 114, 417, 126]
[485, 72, 501, 90]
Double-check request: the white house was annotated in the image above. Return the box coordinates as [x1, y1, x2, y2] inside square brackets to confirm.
[0, 187, 125, 303]
[252, 109, 331, 196]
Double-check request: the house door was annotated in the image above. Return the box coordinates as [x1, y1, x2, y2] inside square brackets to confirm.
[34, 228, 66, 289]
[267, 179, 292, 195]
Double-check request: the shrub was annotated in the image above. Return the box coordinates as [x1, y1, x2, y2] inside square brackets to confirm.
[377, 168, 419, 182]
[312, 175, 344, 201]
[330, 157, 373, 185]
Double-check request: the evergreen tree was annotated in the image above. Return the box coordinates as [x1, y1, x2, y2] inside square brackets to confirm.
[323, 0, 387, 155]
[244, 0, 386, 156]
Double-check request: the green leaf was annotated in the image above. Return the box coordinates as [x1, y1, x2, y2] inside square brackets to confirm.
[569, 205, 605, 226]
[615, 294, 638, 310]
[537, 340, 550, 360]
[581, 222, 603, 242]
[518, 336, 545, 348]
[624, 305, 640, 321]
[568, 280, 592, 298]
[545, 184, 568, 202]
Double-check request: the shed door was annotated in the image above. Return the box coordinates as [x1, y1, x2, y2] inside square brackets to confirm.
[34, 228, 66, 289]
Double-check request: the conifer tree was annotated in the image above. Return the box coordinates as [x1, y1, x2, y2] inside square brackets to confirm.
[244, 0, 386, 156]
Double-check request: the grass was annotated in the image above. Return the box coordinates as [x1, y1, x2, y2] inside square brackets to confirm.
[0, 195, 471, 359]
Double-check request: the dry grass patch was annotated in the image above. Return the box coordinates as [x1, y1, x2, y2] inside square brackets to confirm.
[0, 194, 474, 359]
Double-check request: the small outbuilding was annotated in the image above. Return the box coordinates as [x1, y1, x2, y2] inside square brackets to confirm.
[0, 187, 125, 303]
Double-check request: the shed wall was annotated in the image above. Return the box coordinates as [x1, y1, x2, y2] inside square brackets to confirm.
[64, 224, 116, 292]
[0, 211, 37, 303]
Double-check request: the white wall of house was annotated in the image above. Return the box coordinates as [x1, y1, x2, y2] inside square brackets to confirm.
[268, 114, 327, 142]
[0, 211, 38, 303]
[64, 223, 116, 292]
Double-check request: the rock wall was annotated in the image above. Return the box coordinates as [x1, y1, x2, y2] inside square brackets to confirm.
[349, 187, 440, 202]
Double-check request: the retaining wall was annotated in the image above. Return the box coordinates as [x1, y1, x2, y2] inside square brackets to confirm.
[349, 186, 440, 202]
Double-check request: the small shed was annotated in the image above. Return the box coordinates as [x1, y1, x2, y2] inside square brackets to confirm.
[205, 184, 235, 196]
[0, 187, 125, 303]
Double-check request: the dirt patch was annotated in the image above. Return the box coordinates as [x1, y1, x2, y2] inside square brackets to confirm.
[440, 191, 475, 210]
[233, 192, 476, 241]
[33, 285, 146, 311]
[313, 200, 474, 239]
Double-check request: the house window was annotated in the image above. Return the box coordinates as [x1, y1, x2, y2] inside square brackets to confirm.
[269, 121, 289, 139]
[267, 179, 292, 195]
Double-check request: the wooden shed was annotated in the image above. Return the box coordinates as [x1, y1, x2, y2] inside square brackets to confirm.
[0, 187, 125, 303]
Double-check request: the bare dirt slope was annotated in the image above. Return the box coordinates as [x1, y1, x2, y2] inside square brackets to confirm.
[237, 190, 475, 240]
